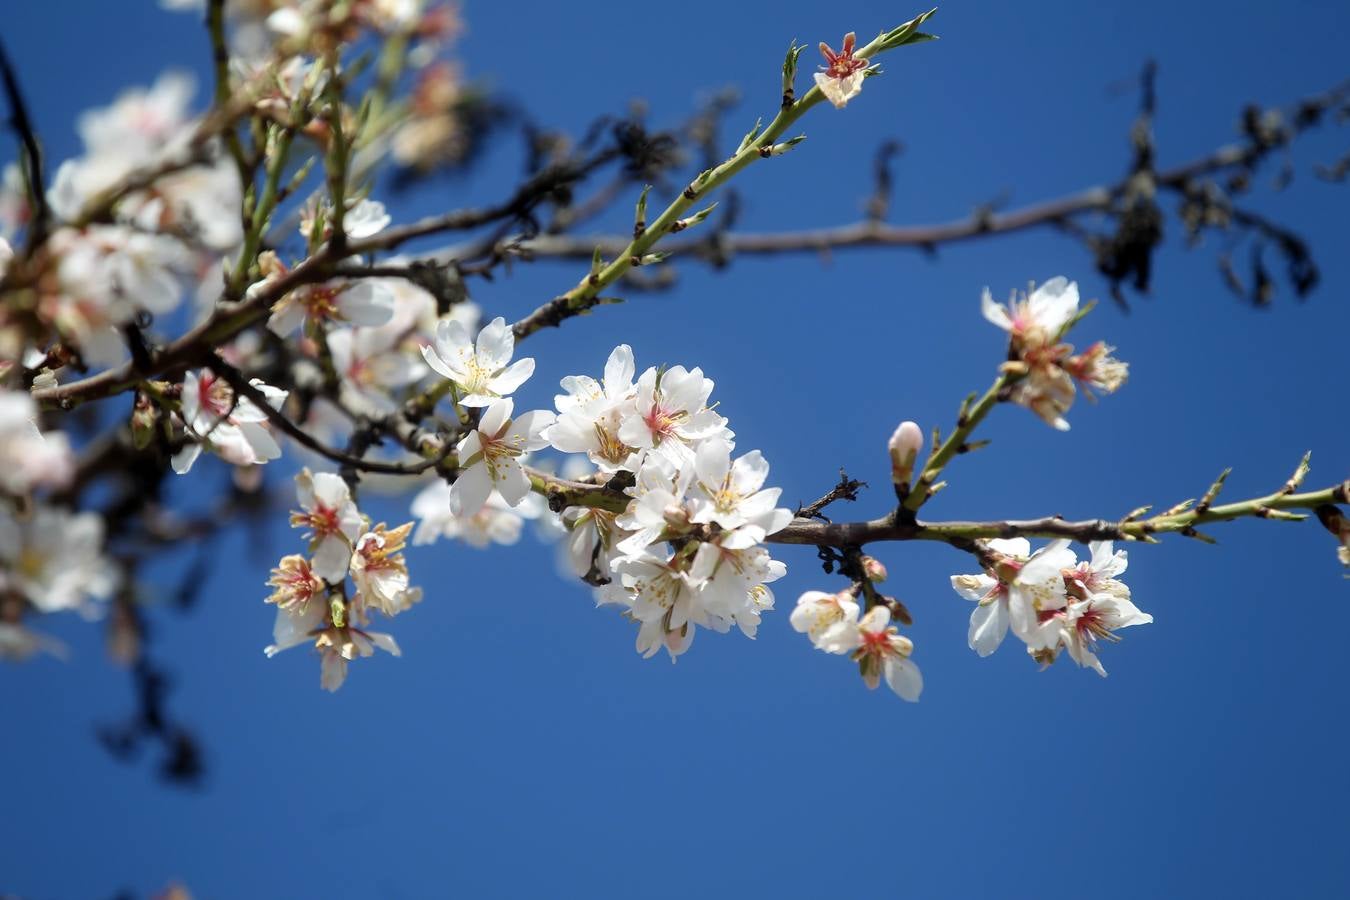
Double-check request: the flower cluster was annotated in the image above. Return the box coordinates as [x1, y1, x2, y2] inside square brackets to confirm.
[0, 73, 236, 369]
[540, 346, 792, 660]
[163, 0, 459, 59]
[0, 389, 106, 660]
[0, 505, 117, 660]
[790, 589, 923, 701]
[265, 469, 422, 691]
[950, 539, 1152, 676]
[982, 277, 1128, 430]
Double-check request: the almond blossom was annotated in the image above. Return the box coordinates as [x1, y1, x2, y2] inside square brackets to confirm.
[543, 343, 643, 473]
[265, 554, 326, 613]
[420, 315, 535, 407]
[265, 270, 396, 337]
[950, 537, 1029, 657]
[1003, 538, 1078, 650]
[301, 197, 391, 242]
[349, 522, 422, 618]
[688, 438, 791, 537]
[982, 276, 1080, 350]
[617, 365, 731, 467]
[410, 479, 543, 549]
[42, 225, 194, 365]
[450, 398, 553, 516]
[815, 32, 870, 109]
[1051, 592, 1153, 677]
[790, 589, 862, 649]
[605, 552, 704, 660]
[1064, 341, 1130, 398]
[289, 469, 365, 583]
[263, 597, 402, 693]
[0, 391, 74, 495]
[315, 625, 401, 692]
[561, 506, 626, 584]
[328, 323, 428, 416]
[819, 606, 923, 702]
[172, 368, 288, 474]
[0, 506, 117, 617]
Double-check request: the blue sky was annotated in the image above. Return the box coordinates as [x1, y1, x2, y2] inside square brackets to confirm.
[3, 1, 1349, 897]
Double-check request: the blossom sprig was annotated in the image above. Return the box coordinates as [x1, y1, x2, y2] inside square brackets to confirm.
[537, 346, 790, 660]
[791, 587, 923, 702]
[982, 277, 1129, 430]
[266, 468, 421, 691]
[951, 539, 1152, 676]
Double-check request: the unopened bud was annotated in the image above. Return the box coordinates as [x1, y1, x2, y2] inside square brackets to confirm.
[888, 420, 924, 486]
[663, 503, 686, 526]
[861, 555, 887, 583]
[329, 596, 346, 629]
[130, 391, 159, 450]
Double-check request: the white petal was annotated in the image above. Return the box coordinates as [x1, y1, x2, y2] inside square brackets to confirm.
[884, 657, 923, 702]
[487, 357, 534, 397]
[475, 316, 514, 370]
[968, 599, 1009, 657]
[450, 463, 492, 516]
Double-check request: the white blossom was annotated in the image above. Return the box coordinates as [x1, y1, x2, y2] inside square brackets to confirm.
[450, 399, 553, 516]
[821, 606, 923, 701]
[982, 276, 1079, 350]
[814, 33, 870, 109]
[172, 368, 288, 474]
[266, 276, 396, 337]
[1054, 592, 1153, 677]
[950, 537, 1029, 657]
[349, 522, 422, 618]
[289, 468, 365, 583]
[0, 506, 117, 616]
[0, 391, 74, 494]
[544, 343, 643, 473]
[790, 589, 862, 650]
[688, 438, 791, 538]
[617, 365, 731, 467]
[328, 324, 427, 416]
[421, 315, 535, 407]
[410, 479, 542, 548]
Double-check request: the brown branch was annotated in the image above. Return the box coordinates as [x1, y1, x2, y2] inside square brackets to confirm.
[0, 35, 50, 248]
[204, 351, 441, 476]
[502, 79, 1350, 268]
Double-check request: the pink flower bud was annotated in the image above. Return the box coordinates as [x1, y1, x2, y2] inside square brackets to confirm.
[888, 420, 924, 485]
[861, 555, 887, 583]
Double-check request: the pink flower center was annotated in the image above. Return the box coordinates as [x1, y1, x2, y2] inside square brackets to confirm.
[198, 372, 235, 418]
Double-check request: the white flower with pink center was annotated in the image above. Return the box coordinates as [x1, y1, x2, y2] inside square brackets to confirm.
[289, 468, 365, 583]
[544, 343, 643, 473]
[819, 606, 923, 702]
[1054, 593, 1153, 677]
[617, 365, 731, 466]
[421, 315, 535, 407]
[266, 276, 396, 337]
[950, 537, 1030, 657]
[814, 32, 870, 109]
[688, 437, 791, 537]
[172, 368, 288, 474]
[450, 398, 554, 516]
[981, 276, 1079, 350]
